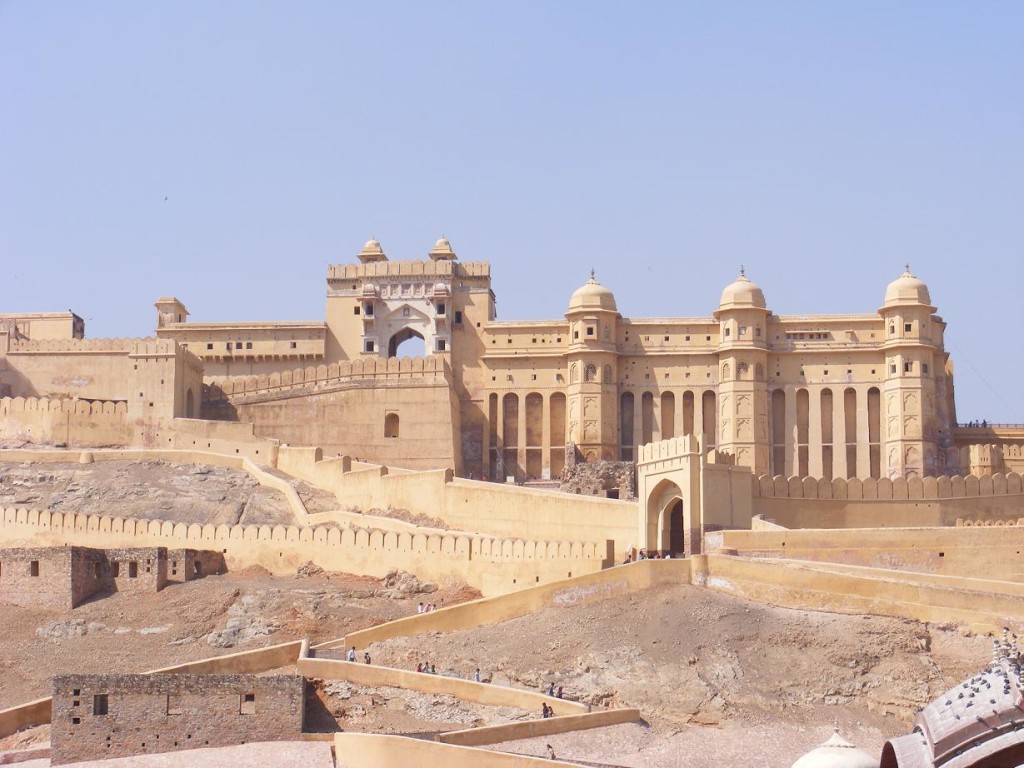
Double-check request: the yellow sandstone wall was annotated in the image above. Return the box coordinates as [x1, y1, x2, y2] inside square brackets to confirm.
[0, 397, 131, 446]
[276, 446, 636, 555]
[0, 506, 606, 597]
[710, 526, 1024, 581]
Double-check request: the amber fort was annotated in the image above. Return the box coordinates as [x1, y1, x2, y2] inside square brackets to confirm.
[2, 238, 1024, 767]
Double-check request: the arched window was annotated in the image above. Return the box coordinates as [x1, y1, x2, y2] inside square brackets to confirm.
[722, 363, 731, 380]
[603, 364, 612, 382]
[585, 364, 597, 383]
[384, 412, 400, 438]
[570, 363, 579, 383]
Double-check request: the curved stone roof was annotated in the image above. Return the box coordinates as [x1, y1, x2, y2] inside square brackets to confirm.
[429, 236, 457, 261]
[357, 238, 387, 263]
[718, 267, 767, 311]
[882, 631, 1024, 767]
[568, 270, 618, 313]
[883, 265, 932, 309]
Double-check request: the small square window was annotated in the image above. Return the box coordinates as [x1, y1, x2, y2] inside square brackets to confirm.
[93, 695, 108, 716]
[128, 562, 138, 578]
[365, 304, 374, 316]
[353, 306, 360, 315]
[364, 341, 375, 353]
[29, 560, 39, 576]
[206, 343, 213, 350]
[685, 335, 690, 341]
[890, 364, 897, 374]
[556, 337, 561, 343]
[904, 362, 913, 373]
[573, 331, 579, 340]
[823, 370, 829, 375]
[664, 336, 669, 341]
[904, 323, 912, 333]
[289, 342, 297, 349]
[706, 336, 711, 341]
[226, 342, 232, 350]
[437, 303, 446, 316]
[587, 327, 594, 336]
[454, 311, 463, 324]
[507, 338, 512, 344]
[923, 363, 929, 374]
[246, 342, 252, 349]
[240, 693, 255, 715]
[436, 340, 446, 352]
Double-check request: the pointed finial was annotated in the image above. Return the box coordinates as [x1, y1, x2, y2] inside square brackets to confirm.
[904, 262, 911, 275]
[739, 264, 746, 277]
[590, 267, 596, 281]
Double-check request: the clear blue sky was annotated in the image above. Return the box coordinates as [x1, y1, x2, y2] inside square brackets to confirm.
[1, 1, 1021, 422]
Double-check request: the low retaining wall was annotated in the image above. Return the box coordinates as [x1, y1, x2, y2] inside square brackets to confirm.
[0, 698, 50, 745]
[698, 555, 1024, 634]
[323, 559, 692, 650]
[710, 526, 1024, 581]
[437, 708, 641, 747]
[333, 732, 580, 768]
[298, 658, 589, 715]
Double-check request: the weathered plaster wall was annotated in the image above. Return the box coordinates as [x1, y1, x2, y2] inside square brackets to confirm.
[333, 732, 582, 768]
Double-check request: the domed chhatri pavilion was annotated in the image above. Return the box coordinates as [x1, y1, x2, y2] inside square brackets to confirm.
[793, 727, 878, 768]
[143, 241, 964, 482]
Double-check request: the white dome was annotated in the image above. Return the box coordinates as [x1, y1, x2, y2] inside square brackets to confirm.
[791, 729, 878, 768]
[568, 271, 617, 312]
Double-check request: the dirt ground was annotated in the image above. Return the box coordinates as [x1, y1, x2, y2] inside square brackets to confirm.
[0, 459, 339, 524]
[0, 566, 476, 714]
[364, 581, 992, 766]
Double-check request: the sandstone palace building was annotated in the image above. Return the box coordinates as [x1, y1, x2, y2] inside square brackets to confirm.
[4, 237, 1019, 482]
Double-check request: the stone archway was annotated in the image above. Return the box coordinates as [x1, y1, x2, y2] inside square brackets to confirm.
[185, 388, 195, 418]
[388, 327, 425, 358]
[643, 479, 684, 555]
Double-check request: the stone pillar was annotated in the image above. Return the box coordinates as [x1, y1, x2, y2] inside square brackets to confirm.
[832, 392, 847, 480]
[785, 387, 798, 477]
[856, 387, 871, 480]
[808, 385, 823, 478]
[541, 393, 552, 478]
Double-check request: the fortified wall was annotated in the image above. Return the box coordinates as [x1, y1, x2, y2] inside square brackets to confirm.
[0, 506, 610, 597]
[202, 356, 462, 470]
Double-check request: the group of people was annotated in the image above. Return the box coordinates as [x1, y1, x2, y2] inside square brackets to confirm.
[545, 682, 564, 698]
[416, 601, 439, 613]
[415, 661, 437, 674]
[541, 702, 556, 718]
[346, 647, 372, 665]
[966, 420, 989, 428]
[623, 548, 673, 563]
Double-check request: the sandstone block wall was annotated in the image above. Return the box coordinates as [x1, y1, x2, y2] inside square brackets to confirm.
[50, 673, 304, 765]
[104, 547, 168, 594]
[0, 546, 105, 609]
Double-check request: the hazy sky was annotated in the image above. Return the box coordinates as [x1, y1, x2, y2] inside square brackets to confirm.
[1, 2, 1021, 422]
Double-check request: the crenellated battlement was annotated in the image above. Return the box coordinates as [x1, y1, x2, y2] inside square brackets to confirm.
[7, 337, 153, 354]
[205, 355, 452, 400]
[753, 471, 1024, 500]
[327, 259, 491, 282]
[0, 397, 128, 415]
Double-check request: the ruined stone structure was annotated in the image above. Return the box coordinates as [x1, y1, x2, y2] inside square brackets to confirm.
[3, 240, 1022, 481]
[50, 673, 304, 765]
[0, 545, 219, 609]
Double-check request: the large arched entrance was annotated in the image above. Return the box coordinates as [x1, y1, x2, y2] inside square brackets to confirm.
[388, 328, 425, 358]
[644, 479, 685, 556]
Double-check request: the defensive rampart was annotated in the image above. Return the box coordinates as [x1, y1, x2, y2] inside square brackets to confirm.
[751, 472, 1024, 528]
[0, 506, 606, 597]
[0, 396, 130, 446]
[694, 554, 1024, 634]
[709, 525, 1024, 581]
[277, 446, 636, 555]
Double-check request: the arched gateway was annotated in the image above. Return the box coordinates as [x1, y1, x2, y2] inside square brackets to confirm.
[635, 434, 752, 558]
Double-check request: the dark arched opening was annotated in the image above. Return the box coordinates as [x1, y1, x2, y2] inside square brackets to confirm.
[668, 499, 684, 555]
[388, 328, 425, 358]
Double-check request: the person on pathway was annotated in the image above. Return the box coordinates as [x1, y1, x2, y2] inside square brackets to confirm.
[347, 647, 356, 662]
[473, 668, 481, 683]
[547, 744, 557, 760]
